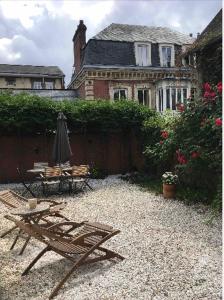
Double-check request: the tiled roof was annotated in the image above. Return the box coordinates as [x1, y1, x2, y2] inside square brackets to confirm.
[93, 23, 195, 45]
[0, 64, 64, 76]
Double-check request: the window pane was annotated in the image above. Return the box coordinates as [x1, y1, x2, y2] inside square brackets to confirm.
[45, 82, 54, 89]
[159, 89, 163, 111]
[138, 45, 148, 66]
[120, 89, 127, 99]
[162, 47, 167, 66]
[183, 88, 187, 103]
[166, 88, 170, 109]
[144, 90, 149, 106]
[114, 90, 119, 100]
[171, 88, 176, 110]
[138, 90, 143, 105]
[167, 47, 171, 67]
[177, 89, 181, 103]
[33, 81, 42, 89]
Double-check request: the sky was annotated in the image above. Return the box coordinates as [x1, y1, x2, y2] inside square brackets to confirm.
[0, 0, 222, 86]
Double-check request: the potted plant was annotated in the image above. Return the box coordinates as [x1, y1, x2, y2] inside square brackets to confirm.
[162, 172, 178, 198]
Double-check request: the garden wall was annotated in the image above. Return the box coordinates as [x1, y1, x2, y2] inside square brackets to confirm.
[0, 131, 145, 182]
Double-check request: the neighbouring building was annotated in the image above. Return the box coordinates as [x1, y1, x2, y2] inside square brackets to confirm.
[68, 20, 196, 112]
[183, 9, 222, 87]
[0, 64, 65, 90]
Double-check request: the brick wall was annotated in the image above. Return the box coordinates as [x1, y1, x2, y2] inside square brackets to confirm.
[94, 80, 110, 99]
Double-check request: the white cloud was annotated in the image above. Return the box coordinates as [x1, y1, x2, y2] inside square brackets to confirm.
[0, 1, 44, 28]
[0, 37, 21, 61]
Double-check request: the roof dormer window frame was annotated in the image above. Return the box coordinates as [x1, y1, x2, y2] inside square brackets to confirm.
[159, 43, 175, 67]
[135, 42, 152, 66]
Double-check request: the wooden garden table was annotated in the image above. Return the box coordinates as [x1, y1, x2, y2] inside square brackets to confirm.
[10, 204, 50, 254]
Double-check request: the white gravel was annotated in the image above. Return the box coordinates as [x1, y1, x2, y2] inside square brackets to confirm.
[0, 175, 222, 300]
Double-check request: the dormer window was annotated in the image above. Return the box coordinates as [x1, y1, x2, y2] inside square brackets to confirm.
[159, 44, 175, 67]
[135, 43, 151, 66]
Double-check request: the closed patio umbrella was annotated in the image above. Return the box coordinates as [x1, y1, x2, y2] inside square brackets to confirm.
[52, 112, 73, 165]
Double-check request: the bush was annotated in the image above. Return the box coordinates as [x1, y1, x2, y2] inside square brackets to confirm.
[0, 92, 158, 135]
[143, 82, 222, 208]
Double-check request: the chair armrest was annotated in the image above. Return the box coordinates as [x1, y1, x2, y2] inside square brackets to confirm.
[37, 199, 64, 206]
[48, 221, 86, 230]
[71, 230, 107, 244]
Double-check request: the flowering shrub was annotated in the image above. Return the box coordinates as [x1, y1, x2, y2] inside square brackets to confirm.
[144, 81, 222, 208]
[162, 172, 178, 185]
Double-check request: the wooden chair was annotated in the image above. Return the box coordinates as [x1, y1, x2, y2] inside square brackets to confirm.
[0, 190, 68, 254]
[6, 216, 124, 299]
[65, 165, 93, 193]
[40, 167, 63, 196]
[33, 162, 49, 169]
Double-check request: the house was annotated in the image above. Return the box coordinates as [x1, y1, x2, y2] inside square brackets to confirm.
[68, 20, 196, 112]
[0, 64, 65, 90]
[183, 9, 222, 86]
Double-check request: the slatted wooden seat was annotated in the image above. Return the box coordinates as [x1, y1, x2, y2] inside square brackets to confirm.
[40, 167, 63, 196]
[0, 190, 68, 254]
[7, 216, 124, 299]
[65, 165, 92, 193]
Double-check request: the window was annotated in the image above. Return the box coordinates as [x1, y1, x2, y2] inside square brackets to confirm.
[5, 77, 16, 86]
[113, 89, 127, 101]
[45, 81, 54, 89]
[135, 43, 151, 66]
[158, 88, 163, 112]
[162, 47, 172, 67]
[159, 44, 175, 67]
[33, 81, 42, 89]
[157, 86, 188, 111]
[138, 89, 149, 106]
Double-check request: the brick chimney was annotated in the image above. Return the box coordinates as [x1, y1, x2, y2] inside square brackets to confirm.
[72, 20, 87, 74]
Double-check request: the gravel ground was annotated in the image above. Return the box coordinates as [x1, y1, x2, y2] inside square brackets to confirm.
[0, 175, 222, 300]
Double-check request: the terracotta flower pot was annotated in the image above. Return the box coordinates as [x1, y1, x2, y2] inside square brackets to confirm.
[163, 183, 176, 198]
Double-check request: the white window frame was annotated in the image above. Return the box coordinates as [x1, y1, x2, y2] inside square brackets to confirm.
[159, 44, 175, 67]
[45, 81, 54, 89]
[137, 89, 151, 107]
[5, 77, 16, 86]
[113, 88, 128, 101]
[135, 42, 151, 66]
[33, 81, 42, 89]
[156, 80, 191, 112]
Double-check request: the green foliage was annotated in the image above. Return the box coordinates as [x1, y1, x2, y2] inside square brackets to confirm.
[143, 83, 222, 208]
[0, 92, 158, 135]
[90, 166, 107, 179]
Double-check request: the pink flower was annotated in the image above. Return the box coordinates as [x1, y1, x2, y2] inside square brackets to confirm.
[204, 82, 211, 92]
[203, 91, 216, 99]
[176, 150, 187, 165]
[161, 131, 169, 139]
[176, 103, 185, 112]
[215, 118, 222, 126]
[217, 82, 222, 94]
[191, 151, 200, 159]
[159, 141, 163, 145]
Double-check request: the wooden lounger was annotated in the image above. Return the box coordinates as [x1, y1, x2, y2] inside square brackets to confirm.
[7, 216, 124, 299]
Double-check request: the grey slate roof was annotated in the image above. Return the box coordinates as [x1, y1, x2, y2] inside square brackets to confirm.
[93, 23, 195, 45]
[82, 40, 136, 66]
[0, 64, 64, 77]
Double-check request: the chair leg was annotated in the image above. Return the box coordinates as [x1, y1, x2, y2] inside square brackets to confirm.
[10, 229, 22, 250]
[0, 225, 18, 238]
[84, 181, 93, 190]
[19, 235, 31, 255]
[49, 261, 80, 299]
[22, 246, 49, 276]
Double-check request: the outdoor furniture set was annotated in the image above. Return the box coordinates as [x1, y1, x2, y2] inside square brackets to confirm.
[21, 163, 92, 197]
[0, 189, 124, 299]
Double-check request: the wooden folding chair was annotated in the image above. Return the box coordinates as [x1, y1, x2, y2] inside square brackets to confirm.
[0, 190, 68, 254]
[40, 167, 63, 196]
[65, 165, 93, 193]
[7, 216, 124, 299]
